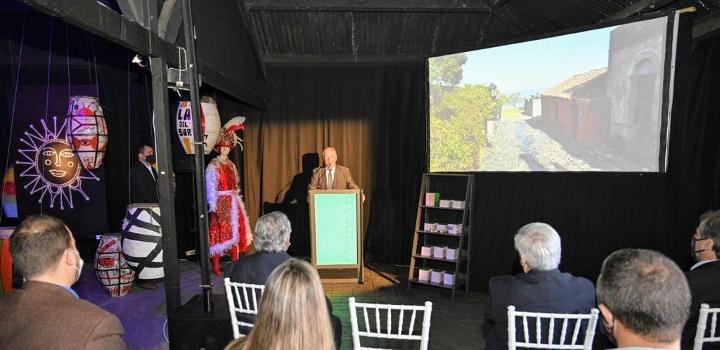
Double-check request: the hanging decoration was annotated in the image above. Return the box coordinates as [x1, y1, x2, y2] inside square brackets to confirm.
[176, 96, 222, 155]
[16, 116, 99, 210]
[66, 96, 108, 170]
[2, 167, 17, 218]
[95, 235, 134, 297]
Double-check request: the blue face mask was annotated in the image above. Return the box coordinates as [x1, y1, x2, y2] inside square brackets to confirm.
[145, 154, 156, 164]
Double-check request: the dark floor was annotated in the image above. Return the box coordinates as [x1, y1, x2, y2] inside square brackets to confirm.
[74, 261, 486, 350]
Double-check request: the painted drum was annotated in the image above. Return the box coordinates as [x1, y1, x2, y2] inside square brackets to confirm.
[121, 204, 164, 281]
[94, 234, 134, 297]
[0, 227, 14, 294]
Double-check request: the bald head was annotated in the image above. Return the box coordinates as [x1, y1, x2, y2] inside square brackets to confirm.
[10, 215, 74, 278]
[322, 147, 337, 168]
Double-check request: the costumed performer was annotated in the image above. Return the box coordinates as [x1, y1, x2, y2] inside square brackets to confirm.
[206, 117, 252, 275]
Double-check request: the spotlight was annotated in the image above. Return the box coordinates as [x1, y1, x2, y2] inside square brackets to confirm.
[131, 54, 147, 67]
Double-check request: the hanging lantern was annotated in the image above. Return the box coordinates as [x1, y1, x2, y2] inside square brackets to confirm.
[94, 235, 134, 297]
[2, 167, 17, 219]
[176, 96, 221, 155]
[66, 96, 108, 170]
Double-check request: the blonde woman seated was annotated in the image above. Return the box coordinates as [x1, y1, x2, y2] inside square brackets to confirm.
[226, 258, 335, 350]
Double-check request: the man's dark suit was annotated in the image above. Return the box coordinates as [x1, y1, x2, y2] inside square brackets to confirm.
[0, 281, 126, 349]
[308, 165, 359, 190]
[129, 160, 158, 203]
[485, 269, 596, 350]
[683, 260, 720, 350]
[228, 251, 342, 348]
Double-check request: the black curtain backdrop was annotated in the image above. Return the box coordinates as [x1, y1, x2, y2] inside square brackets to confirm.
[0, 12, 155, 249]
[246, 32, 720, 293]
[243, 65, 427, 260]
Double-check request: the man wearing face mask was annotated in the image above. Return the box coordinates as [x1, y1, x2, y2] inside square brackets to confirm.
[682, 210, 720, 349]
[596, 248, 690, 350]
[0, 215, 126, 349]
[129, 143, 159, 204]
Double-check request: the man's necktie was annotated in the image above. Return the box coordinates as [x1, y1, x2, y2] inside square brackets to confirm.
[327, 170, 334, 189]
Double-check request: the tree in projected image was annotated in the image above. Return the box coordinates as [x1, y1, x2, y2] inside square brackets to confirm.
[429, 53, 503, 171]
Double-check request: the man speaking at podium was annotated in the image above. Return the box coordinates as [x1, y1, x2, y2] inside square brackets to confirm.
[309, 147, 363, 202]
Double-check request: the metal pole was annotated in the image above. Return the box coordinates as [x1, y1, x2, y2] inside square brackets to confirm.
[149, 57, 182, 317]
[180, 0, 212, 312]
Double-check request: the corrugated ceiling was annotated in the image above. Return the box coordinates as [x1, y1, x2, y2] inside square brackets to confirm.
[240, 0, 719, 63]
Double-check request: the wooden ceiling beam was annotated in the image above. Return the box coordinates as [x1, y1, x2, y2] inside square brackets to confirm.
[244, 0, 491, 13]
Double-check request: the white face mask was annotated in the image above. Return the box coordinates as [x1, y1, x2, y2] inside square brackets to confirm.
[71, 250, 84, 284]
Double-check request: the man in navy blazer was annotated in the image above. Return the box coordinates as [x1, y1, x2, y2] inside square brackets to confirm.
[683, 210, 720, 350]
[228, 211, 342, 348]
[485, 223, 596, 350]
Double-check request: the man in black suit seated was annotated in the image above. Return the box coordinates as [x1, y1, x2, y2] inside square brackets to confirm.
[228, 211, 342, 348]
[129, 143, 158, 204]
[485, 223, 596, 350]
[683, 210, 720, 349]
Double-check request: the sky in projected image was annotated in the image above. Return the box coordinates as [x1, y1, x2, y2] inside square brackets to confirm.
[461, 28, 614, 97]
[429, 16, 671, 173]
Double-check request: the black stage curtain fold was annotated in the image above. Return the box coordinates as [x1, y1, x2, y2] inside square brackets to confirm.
[243, 65, 427, 261]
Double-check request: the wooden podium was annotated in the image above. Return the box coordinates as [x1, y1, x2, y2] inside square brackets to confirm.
[309, 189, 364, 283]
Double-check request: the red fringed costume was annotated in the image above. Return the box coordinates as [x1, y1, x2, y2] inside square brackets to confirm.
[206, 117, 251, 275]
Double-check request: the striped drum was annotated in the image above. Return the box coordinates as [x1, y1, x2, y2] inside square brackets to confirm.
[121, 204, 164, 281]
[94, 235, 134, 297]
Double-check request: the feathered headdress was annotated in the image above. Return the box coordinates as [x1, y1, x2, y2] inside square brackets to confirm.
[214, 116, 245, 152]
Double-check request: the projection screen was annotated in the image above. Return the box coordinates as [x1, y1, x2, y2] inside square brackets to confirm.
[428, 14, 678, 172]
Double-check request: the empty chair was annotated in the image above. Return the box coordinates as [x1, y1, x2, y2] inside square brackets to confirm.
[694, 303, 720, 350]
[223, 277, 265, 339]
[507, 305, 599, 350]
[348, 297, 432, 350]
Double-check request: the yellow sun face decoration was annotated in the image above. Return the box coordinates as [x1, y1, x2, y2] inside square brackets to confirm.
[16, 116, 98, 210]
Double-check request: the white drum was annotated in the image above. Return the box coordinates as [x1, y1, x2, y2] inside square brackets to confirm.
[121, 204, 164, 281]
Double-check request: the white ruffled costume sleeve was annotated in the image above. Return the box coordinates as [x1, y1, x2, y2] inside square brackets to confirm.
[206, 160, 219, 212]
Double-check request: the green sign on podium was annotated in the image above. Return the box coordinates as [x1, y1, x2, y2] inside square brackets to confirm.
[309, 189, 364, 283]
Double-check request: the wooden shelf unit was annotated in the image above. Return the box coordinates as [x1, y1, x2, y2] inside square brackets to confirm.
[407, 173, 474, 300]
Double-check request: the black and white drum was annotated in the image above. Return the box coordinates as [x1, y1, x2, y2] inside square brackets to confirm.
[121, 203, 164, 281]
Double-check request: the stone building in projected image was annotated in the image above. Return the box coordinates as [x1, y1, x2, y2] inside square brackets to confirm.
[606, 17, 667, 169]
[538, 17, 668, 171]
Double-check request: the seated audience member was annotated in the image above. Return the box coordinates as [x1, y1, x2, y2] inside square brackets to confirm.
[485, 222, 595, 350]
[683, 210, 720, 349]
[0, 215, 126, 349]
[228, 211, 341, 347]
[226, 259, 335, 350]
[597, 248, 690, 350]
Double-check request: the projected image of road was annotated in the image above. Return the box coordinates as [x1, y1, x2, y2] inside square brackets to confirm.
[429, 16, 674, 172]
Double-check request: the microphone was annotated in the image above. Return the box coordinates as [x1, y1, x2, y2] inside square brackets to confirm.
[310, 166, 327, 188]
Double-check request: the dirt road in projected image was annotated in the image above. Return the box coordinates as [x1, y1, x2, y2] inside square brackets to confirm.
[479, 112, 597, 171]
